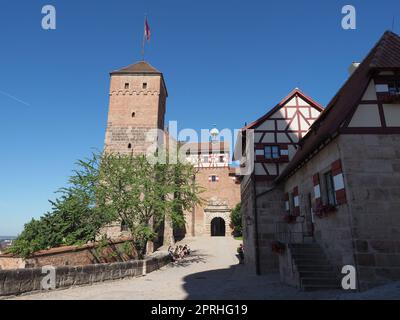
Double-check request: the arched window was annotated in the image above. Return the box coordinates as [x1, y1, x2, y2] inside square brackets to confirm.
[128, 143, 132, 149]
[131, 112, 136, 118]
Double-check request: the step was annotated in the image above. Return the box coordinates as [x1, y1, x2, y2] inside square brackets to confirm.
[302, 285, 342, 292]
[292, 253, 327, 260]
[290, 247, 324, 254]
[297, 265, 336, 272]
[295, 259, 331, 266]
[290, 243, 320, 249]
[301, 277, 339, 286]
[299, 271, 338, 279]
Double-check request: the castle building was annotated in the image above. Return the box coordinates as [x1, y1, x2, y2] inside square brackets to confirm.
[183, 134, 240, 237]
[104, 61, 167, 155]
[236, 31, 400, 290]
[103, 61, 239, 240]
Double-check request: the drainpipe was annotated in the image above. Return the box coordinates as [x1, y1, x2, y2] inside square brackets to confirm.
[252, 173, 261, 275]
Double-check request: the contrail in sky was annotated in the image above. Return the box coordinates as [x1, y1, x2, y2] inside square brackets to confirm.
[0, 90, 31, 107]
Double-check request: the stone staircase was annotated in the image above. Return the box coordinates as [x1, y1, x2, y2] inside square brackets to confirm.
[289, 243, 341, 291]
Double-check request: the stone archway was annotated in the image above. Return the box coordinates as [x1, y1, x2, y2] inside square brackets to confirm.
[204, 197, 232, 237]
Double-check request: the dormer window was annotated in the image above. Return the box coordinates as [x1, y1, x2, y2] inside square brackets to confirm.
[388, 80, 400, 95]
[376, 78, 400, 103]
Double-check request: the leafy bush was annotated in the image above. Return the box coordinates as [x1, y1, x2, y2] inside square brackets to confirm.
[230, 203, 242, 237]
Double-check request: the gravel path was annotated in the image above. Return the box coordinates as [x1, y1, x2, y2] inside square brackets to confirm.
[8, 237, 400, 300]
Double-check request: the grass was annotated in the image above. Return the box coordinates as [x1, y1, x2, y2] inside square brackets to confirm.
[234, 236, 243, 241]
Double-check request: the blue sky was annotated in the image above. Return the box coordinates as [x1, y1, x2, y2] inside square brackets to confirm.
[0, 0, 399, 235]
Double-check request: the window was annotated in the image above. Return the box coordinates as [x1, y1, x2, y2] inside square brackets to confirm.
[219, 156, 224, 163]
[324, 171, 337, 206]
[211, 175, 218, 182]
[142, 83, 147, 89]
[124, 83, 129, 89]
[131, 112, 136, 118]
[388, 80, 400, 95]
[128, 143, 132, 149]
[264, 146, 280, 159]
[121, 221, 129, 232]
[289, 193, 295, 214]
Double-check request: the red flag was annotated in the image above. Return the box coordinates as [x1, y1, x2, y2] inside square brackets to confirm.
[144, 18, 151, 41]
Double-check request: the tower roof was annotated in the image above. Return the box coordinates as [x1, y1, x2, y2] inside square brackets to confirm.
[110, 61, 168, 96]
[111, 61, 162, 75]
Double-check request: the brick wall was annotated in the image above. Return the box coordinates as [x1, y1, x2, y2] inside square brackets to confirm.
[190, 167, 240, 236]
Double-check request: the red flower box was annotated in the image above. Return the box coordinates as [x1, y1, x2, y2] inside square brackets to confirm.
[271, 241, 286, 255]
[283, 213, 297, 224]
[314, 204, 337, 218]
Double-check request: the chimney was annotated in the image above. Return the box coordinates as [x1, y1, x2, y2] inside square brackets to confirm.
[348, 62, 360, 75]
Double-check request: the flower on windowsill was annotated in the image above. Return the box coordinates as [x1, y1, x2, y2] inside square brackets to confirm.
[314, 204, 337, 218]
[271, 241, 286, 255]
[378, 92, 400, 103]
[283, 213, 297, 224]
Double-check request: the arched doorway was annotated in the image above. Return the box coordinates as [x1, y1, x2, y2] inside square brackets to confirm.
[211, 217, 226, 237]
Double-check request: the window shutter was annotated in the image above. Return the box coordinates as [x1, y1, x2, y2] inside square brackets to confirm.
[332, 159, 347, 205]
[313, 173, 322, 206]
[280, 145, 289, 162]
[284, 193, 290, 213]
[293, 186, 300, 216]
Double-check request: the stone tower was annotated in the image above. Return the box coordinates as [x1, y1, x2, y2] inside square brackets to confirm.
[104, 61, 168, 155]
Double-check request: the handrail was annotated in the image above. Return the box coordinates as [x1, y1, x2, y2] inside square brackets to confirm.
[275, 221, 306, 244]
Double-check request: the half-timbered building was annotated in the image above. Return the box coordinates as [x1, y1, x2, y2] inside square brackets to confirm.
[234, 89, 323, 273]
[237, 31, 400, 291]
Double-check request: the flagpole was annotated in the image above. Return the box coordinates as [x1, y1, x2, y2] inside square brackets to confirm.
[141, 14, 146, 61]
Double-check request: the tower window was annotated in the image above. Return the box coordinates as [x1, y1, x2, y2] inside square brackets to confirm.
[124, 83, 130, 89]
[128, 143, 132, 149]
[121, 221, 129, 232]
[142, 83, 147, 89]
[131, 112, 136, 118]
[209, 175, 219, 182]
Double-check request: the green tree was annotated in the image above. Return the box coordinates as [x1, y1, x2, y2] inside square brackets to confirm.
[230, 203, 242, 237]
[97, 152, 203, 256]
[10, 154, 113, 258]
[10, 152, 202, 259]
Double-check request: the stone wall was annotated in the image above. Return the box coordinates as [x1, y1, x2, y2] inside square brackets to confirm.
[0, 253, 170, 297]
[241, 175, 282, 274]
[340, 134, 400, 290]
[0, 238, 138, 270]
[282, 137, 355, 269]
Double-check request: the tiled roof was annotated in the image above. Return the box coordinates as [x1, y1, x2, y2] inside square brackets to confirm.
[111, 61, 162, 75]
[276, 31, 400, 183]
[183, 142, 230, 153]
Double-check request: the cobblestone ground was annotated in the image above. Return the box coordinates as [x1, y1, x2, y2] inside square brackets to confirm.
[8, 237, 400, 300]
